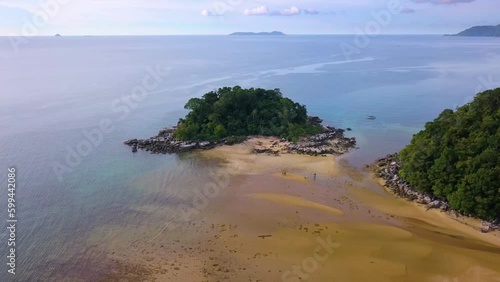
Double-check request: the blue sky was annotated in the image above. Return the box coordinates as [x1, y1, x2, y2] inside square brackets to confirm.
[0, 0, 497, 35]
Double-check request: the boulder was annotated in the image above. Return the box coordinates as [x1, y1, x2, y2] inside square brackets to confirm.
[199, 141, 212, 148]
[426, 200, 441, 210]
[307, 116, 323, 124]
[253, 146, 270, 154]
[124, 139, 138, 145]
[423, 196, 432, 204]
[481, 225, 490, 233]
[440, 202, 450, 211]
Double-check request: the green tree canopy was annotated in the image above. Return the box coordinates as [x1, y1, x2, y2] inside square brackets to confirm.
[173, 86, 320, 142]
[399, 88, 500, 219]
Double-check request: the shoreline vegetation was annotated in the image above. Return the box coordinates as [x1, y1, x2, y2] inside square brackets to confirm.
[375, 88, 500, 232]
[374, 154, 499, 233]
[124, 86, 357, 156]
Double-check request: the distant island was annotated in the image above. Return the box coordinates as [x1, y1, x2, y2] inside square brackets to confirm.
[446, 24, 500, 37]
[54, 34, 61, 37]
[229, 31, 285, 36]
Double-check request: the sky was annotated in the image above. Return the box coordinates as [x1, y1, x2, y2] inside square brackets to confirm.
[0, 0, 497, 36]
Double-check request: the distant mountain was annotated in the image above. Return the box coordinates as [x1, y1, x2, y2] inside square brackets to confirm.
[229, 31, 285, 36]
[446, 25, 500, 37]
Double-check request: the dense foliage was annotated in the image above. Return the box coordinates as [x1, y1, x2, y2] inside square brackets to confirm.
[174, 86, 321, 142]
[399, 88, 500, 219]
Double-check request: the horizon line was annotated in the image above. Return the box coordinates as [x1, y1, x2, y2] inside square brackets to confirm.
[0, 33, 451, 37]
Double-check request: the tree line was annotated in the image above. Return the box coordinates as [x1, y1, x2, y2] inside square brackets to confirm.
[399, 88, 500, 219]
[173, 86, 322, 143]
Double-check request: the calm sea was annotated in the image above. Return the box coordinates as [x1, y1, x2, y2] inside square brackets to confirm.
[0, 35, 499, 280]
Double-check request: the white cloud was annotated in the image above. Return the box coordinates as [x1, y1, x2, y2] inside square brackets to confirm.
[280, 6, 301, 16]
[304, 8, 319, 15]
[243, 5, 314, 16]
[201, 9, 212, 16]
[243, 5, 269, 16]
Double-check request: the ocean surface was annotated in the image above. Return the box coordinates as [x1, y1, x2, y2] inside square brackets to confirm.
[0, 35, 499, 280]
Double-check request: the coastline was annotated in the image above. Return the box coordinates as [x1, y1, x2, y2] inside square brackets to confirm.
[101, 137, 500, 281]
[124, 117, 356, 156]
[192, 138, 500, 281]
[373, 154, 500, 234]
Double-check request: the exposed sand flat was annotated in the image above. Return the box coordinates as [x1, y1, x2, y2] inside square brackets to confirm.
[248, 193, 344, 216]
[92, 137, 500, 281]
[145, 171, 498, 282]
[350, 178, 500, 248]
[200, 136, 341, 176]
[197, 138, 500, 281]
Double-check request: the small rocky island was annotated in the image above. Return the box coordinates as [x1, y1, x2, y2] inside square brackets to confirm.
[125, 87, 356, 156]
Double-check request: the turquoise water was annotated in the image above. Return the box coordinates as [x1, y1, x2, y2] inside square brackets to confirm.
[0, 35, 499, 280]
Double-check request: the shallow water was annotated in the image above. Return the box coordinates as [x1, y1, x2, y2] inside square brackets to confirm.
[0, 35, 500, 280]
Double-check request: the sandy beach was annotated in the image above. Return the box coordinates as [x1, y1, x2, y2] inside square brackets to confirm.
[95, 137, 500, 281]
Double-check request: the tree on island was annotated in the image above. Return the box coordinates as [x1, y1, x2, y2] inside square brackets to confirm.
[398, 88, 500, 219]
[173, 86, 322, 142]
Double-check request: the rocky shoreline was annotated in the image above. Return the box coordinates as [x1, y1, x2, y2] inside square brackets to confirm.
[375, 154, 500, 233]
[251, 126, 356, 156]
[124, 117, 356, 157]
[124, 127, 218, 154]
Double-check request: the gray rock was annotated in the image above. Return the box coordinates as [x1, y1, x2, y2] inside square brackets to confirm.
[124, 139, 138, 145]
[481, 225, 490, 233]
[426, 200, 441, 210]
[422, 196, 432, 205]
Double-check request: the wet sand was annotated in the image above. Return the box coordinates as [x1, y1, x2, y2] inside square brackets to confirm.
[93, 137, 500, 281]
